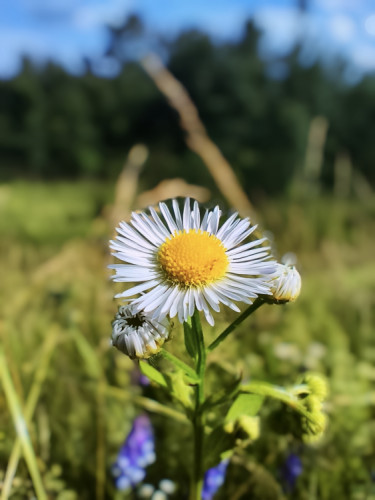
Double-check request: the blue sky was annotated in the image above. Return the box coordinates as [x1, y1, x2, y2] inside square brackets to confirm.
[1, 0, 375, 81]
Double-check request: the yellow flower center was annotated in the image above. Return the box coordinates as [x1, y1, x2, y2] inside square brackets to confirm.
[158, 230, 229, 287]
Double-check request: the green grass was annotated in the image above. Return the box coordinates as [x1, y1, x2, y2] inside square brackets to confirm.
[0, 181, 374, 500]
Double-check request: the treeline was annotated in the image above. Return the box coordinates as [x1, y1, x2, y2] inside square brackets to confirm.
[1, 17, 375, 196]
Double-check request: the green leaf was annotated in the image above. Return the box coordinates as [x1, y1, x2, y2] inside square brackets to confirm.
[204, 425, 236, 470]
[165, 370, 194, 409]
[71, 328, 101, 379]
[139, 361, 167, 388]
[226, 393, 264, 422]
[202, 375, 242, 411]
[183, 320, 197, 359]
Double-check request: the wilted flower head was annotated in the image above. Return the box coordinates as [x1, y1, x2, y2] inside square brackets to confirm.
[112, 415, 156, 491]
[202, 460, 229, 500]
[270, 261, 302, 303]
[112, 305, 169, 359]
[109, 198, 276, 325]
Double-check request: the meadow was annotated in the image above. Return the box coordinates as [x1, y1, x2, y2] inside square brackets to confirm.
[0, 180, 374, 499]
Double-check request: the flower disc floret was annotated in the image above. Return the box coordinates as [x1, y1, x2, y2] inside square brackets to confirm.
[109, 198, 276, 325]
[158, 230, 229, 287]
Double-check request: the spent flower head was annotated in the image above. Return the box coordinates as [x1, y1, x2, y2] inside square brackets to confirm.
[109, 198, 276, 325]
[112, 305, 169, 359]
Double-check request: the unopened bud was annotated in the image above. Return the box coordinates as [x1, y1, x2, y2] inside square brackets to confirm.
[299, 373, 328, 402]
[112, 305, 169, 359]
[270, 262, 302, 303]
[301, 395, 327, 442]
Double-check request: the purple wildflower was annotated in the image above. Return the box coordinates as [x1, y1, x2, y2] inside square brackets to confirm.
[112, 415, 156, 491]
[282, 453, 303, 491]
[202, 460, 229, 500]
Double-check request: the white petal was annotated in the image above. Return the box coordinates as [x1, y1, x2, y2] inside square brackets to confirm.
[149, 206, 171, 238]
[159, 286, 181, 315]
[216, 212, 238, 239]
[183, 198, 191, 231]
[114, 280, 159, 298]
[159, 203, 179, 234]
[202, 288, 221, 312]
[172, 199, 183, 230]
[111, 253, 155, 267]
[188, 288, 195, 317]
[118, 220, 157, 249]
[226, 238, 268, 256]
[169, 289, 185, 318]
[207, 206, 221, 234]
[131, 213, 165, 246]
[192, 200, 201, 229]
[200, 209, 209, 231]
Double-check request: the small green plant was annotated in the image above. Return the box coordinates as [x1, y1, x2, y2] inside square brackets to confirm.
[109, 198, 327, 499]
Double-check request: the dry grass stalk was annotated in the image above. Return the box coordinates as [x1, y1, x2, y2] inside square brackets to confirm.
[304, 115, 329, 183]
[141, 54, 256, 220]
[111, 143, 149, 226]
[136, 178, 210, 209]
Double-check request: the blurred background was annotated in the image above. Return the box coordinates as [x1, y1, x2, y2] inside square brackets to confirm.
[0, 0, 375, 499]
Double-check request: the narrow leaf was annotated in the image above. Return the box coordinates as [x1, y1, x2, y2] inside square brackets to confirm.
[183, 321, 197, 359]
[165, 371, 194, 409]
[139, 361, 167, 388]
[226, 393, 264, 422]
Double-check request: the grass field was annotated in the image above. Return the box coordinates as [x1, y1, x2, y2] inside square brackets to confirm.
[0, 180, 374, 499]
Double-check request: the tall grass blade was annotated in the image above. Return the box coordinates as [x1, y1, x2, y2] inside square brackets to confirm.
[0, 346, 48, 500]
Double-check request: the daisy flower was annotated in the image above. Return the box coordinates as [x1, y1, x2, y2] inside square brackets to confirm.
[109, 198, 276, 326]
[112, 305, 169, 359]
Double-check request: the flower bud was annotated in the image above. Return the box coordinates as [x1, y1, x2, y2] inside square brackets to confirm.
[270, 262, 302, 303]
[300, 395, 327, 442]
[112, 305, 169, 359]
[299, 373, 328, 402]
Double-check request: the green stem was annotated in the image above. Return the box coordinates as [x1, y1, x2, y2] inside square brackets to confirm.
[208, 298, 265, 352]
[192, 311, 206, 403]
[160, 349, 198, 381]
[191, 414, 204, 500]
[189, 311, 206, 500]
[104, 385, 189, 423]
[241, 381, 317, 424]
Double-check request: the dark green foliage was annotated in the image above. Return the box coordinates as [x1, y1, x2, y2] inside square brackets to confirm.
[1, 17, 374, 197]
